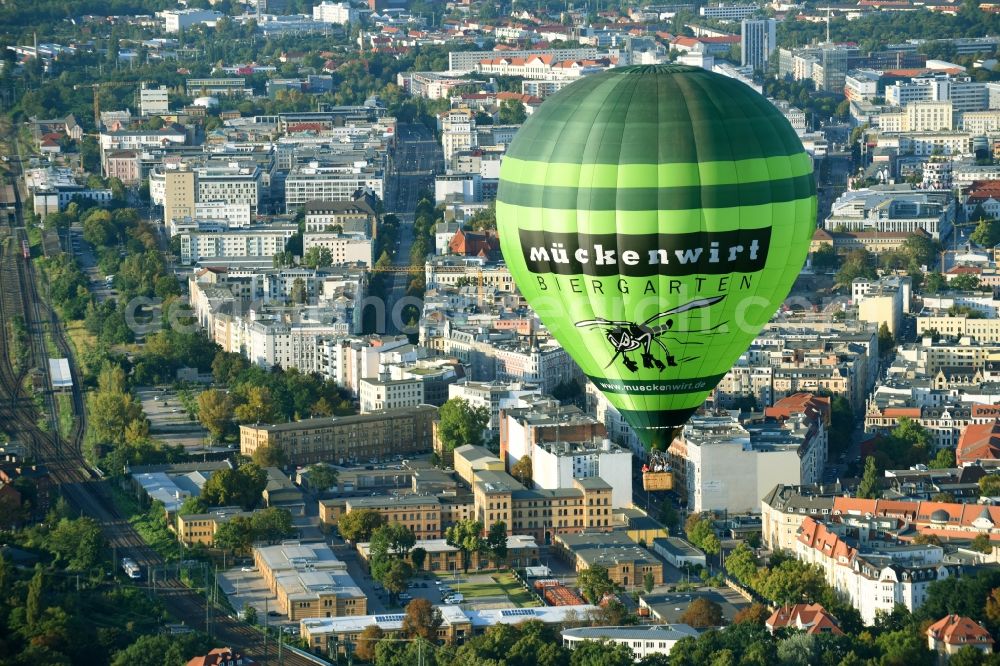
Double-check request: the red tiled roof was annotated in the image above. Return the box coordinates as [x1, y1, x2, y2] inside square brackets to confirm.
[927, 615, 994, 647]
[767, 603, 844, 635]
[766, 392, 831, 425]
[957, 420, 1000, 465]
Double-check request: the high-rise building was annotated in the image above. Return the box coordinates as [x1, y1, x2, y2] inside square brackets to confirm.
[163, 168, 196, 226]
[741, 18, 776, 71]
[139, 83, 169, 116]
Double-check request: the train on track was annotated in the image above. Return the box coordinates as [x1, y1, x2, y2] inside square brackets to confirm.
[121, 557, 142, 580]
[20, 239, 28, 260]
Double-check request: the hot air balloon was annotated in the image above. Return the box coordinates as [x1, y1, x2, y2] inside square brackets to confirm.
[496, 65, 817, 476]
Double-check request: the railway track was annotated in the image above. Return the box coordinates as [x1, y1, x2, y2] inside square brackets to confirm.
[0, 183, 320, 664]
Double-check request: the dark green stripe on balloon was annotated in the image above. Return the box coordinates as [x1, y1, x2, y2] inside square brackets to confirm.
[588, 373, 728, 395]
[496, 172, 815, 212]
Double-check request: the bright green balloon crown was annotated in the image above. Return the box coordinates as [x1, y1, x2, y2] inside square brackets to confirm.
[497, 65, 817, 450]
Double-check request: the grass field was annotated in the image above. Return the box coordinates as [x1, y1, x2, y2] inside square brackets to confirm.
[108, 485, 180, 560]
[436, 571, 541, 607]
[55, 392, 73, 438]
[65, 320, 96, 360]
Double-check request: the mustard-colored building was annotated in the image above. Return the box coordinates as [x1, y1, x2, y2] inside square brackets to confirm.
[253, 541, 367, 621]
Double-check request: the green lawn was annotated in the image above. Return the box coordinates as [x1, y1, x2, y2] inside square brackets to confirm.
[55, 392, 73, 439]
[434, 571, 541, 607]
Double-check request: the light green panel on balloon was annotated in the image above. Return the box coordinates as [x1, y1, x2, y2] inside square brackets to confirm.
[495, 65, 818, 450]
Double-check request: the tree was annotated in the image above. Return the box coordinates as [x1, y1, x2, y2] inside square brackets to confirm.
[733, 603, 771, 626]
[410, 546, 427, 571]
[354, 624, 384, 662]
[302, 246, 333, 268]
[857, 456, 882, 499]
[290, 277, 306, 304]
[484, 521, 508, 565]
[951, 273, 983, 291]
[643, 570, 656, 594]
[371, 522, 417, 559]
[437, 398, 490, 451]
[46, 517, 105, 570]
[308, 463, 338, 493]
[577, 565, 619, 604]
[812, 243, 838, 270]
[511, 455, 532, 485]
[235, 386, 277, 424]
[680, 597, 724, 628]
[925, 272, 946, 293]
[197, 389, 234, 440]
[757, 559, 828, 606]
[200, 462, 267, 509]
[776, 633, 818, 666]
[381, 559, 413, 599]
[914, 533, 943, 546]
[338, 509, 386, 542]
[725, 542, 758, 586]
[972, 533, 993, 554]
[445, 519, 484, 572]
[981, 474, 1000, 496]
[948, 646, 990, 666]
[243, 603, 257, 626]
[878, 322, 894, 357]
[499, 98, 527, 125]
[929, 448, 956, 469]
[971, 218, 1000, 249]
[835, 249, 876, 287]
[568, 640, 634, 666]
[26, 568, 44, 628]
[402, 597, 443, 641]
[250, 507, 295, 543]
[252, 444, 288, 469]
[685, 513, 720, 555]
[215, 516, 254, 552]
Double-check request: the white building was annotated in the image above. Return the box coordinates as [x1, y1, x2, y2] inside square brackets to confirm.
[285, 167, 384, 211]
[529, 439, 634, 509]
[312, 1, 360, 24]
[139, 83, 169, 116]
[447, 380, 542, 436]
[741, 19, 775, 71]
[359, 377, 423, 413]
[562, 625, 699, 661]
[178, 225, 297, 265]
[796, 517, 957, 625]
[439, 109, 477, 162]
[302, 234, 373, 267]
[700, 3, 757, 19]
[162, 8, 221, 33]
[672, 412, 827, 514]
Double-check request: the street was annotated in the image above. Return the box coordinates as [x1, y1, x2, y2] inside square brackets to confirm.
[384, 122, 443, 333]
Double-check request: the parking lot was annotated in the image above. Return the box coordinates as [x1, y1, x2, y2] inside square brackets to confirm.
[136, 386, 214, 451]
[218, 567, 293, 631]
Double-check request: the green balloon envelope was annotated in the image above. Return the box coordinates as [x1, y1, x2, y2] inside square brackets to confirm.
[496, 65, 817, 451]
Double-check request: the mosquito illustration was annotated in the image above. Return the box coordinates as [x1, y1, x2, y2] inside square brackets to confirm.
[575, 296, 726, 372]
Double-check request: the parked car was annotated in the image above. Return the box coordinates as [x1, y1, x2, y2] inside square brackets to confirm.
[241, 567, 254, 572]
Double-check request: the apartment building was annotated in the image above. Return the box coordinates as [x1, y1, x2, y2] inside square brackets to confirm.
[252, 542, 366, 620]
[668, 410, 827, 514]
[139, 83, 169, 116]
[303, 199, 376, 235]
[359, 377, 423, 413]
[176, 506, 251, 546]
[301, 234, 373, 267]
[553, 531, 664, 587]
[761, 484, 840, 552]
[239, 406, 438, 466]
[177, 225, 296, 264]
[341, 495, 442, 539]
[795, 516, 957, 625]
[284, 167, 384, 211]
